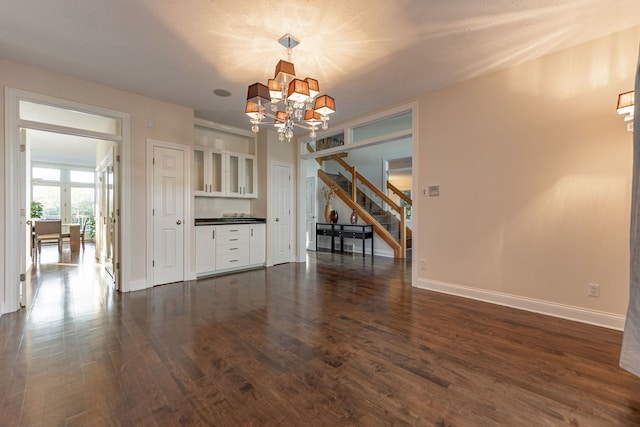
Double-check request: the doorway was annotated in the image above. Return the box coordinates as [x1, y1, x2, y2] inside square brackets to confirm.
[4, 88, 130, 314]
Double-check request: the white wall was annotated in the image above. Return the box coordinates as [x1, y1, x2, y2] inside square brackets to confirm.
[415, 26, 640, 328]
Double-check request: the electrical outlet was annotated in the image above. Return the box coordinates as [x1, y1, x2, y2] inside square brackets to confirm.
[587, 283, 600, 298]
[420, 259, 427, 270]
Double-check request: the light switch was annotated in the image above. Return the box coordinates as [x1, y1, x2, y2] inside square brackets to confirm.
[428, 185, 440, 197]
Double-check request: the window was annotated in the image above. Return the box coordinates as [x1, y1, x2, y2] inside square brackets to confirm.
[32, 167, 60, 181]
[32, 185, 61, 219]
[31, 165, 95, 223]
[70, 170, 94, 184]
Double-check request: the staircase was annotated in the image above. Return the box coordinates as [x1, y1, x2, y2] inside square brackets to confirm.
[308, 143, 412, 258]
[327, 172, 412, 256]
[318, 170, 411, 258]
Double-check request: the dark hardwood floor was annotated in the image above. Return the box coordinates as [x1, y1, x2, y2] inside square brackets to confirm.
[1, 245, 639, 426]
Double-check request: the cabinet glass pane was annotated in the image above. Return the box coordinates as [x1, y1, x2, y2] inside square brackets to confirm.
[244, 157, 254, 194]
[194, 149, 205, 192]
[211, 151, 223, 192]
[228, 155, 239, 193]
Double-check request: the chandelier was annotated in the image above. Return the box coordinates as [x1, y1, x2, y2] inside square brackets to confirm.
[245, 34, 336, 142]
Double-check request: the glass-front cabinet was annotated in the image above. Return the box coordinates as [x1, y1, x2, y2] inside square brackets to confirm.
[193, 146, 225, 197]
[226, 152, 256, 198]
[193, 118, 257, 199]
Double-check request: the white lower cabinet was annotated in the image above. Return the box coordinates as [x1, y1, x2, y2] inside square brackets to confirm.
[195, 226, 216, 274]
[195, 223, 266, 277]
[249, 224, 265, 265]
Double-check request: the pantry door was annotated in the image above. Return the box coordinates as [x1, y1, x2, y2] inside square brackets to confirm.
[271, 162, 292, 265]
[152, 145, 185, 285]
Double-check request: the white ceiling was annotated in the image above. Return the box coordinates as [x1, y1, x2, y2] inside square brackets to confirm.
[1, 0, 639, 134]
[28, 130, 100, 168]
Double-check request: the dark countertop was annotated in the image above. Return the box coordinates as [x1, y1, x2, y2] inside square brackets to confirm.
[194, 218, 266, 226]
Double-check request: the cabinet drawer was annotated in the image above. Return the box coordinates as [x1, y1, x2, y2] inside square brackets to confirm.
[216, 243, 249, 269]
[217, 234, 248, 245]
[216, 225, 250, 238]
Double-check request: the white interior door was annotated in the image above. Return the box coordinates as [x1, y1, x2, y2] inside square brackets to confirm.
[152, 146, 185, 285]
[271, 163, 292, 265]
[305, 176, 316, 250]
[98, 149, 115, 282]
[110, 144, 119, 289]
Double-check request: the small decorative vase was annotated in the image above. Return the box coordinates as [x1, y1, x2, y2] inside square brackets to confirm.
[350, 209, 358, 224]
[330, 210, 339, 224]
[324, 204, 332, 223]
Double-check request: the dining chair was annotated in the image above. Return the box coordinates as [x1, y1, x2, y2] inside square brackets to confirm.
[34, 220, 62, 255]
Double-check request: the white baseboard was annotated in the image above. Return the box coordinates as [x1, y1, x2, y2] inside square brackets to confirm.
[416, 278, 626, 330]
[127, 279, 149, 293]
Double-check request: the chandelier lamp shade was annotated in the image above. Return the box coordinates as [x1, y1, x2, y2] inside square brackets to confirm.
[245, 34, 336, 142]
[617, 90, 635, 132]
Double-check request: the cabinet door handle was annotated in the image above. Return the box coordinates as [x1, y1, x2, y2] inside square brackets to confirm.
[275, 218, 280, 222]
[212, 230, 215, 239]
[230, 238, 238, 241]
[176, 220, 182, 225]
[251, 229, 253, 237]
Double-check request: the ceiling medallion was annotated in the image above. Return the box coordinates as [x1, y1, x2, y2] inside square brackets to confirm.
[245, 34, 336, 142]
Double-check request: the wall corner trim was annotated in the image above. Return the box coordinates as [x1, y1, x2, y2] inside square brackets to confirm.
[415, 278, 626, 330]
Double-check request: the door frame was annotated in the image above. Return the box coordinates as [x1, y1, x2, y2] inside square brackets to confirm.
[4, 87, 131, 315]
[146, 139, 192, 285]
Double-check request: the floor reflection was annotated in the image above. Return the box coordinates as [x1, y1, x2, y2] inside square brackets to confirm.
[27, 242, 115, 324]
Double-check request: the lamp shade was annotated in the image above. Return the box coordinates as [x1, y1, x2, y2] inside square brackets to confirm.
[245, 101, 262, 119]
[305, 78, 320, 98]
[274, 60, 296, 82]
[314, 95, 336, 115]
[617, 90, 635, 116]
[268, 79, 283, 100]
[304, 109, 322, 125]
[274, 111, 288, 128]
[287, 79, 310, 103]
[247, 83, 270, 104]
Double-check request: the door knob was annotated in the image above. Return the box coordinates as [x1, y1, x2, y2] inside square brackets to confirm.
[176, 220, 182, 225]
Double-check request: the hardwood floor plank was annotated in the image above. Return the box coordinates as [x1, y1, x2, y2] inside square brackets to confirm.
[1, 246, 639, 425]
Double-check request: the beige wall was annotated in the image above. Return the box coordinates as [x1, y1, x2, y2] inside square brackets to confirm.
[416, 27, 639, 318]
[1, 59, 194, 290]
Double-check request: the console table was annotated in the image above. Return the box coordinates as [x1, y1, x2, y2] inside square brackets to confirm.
[316, 223, 374, 257]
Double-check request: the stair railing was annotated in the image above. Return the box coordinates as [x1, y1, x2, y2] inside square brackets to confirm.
[325, 154, 407, 258]
[387, 181, 412, 206]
